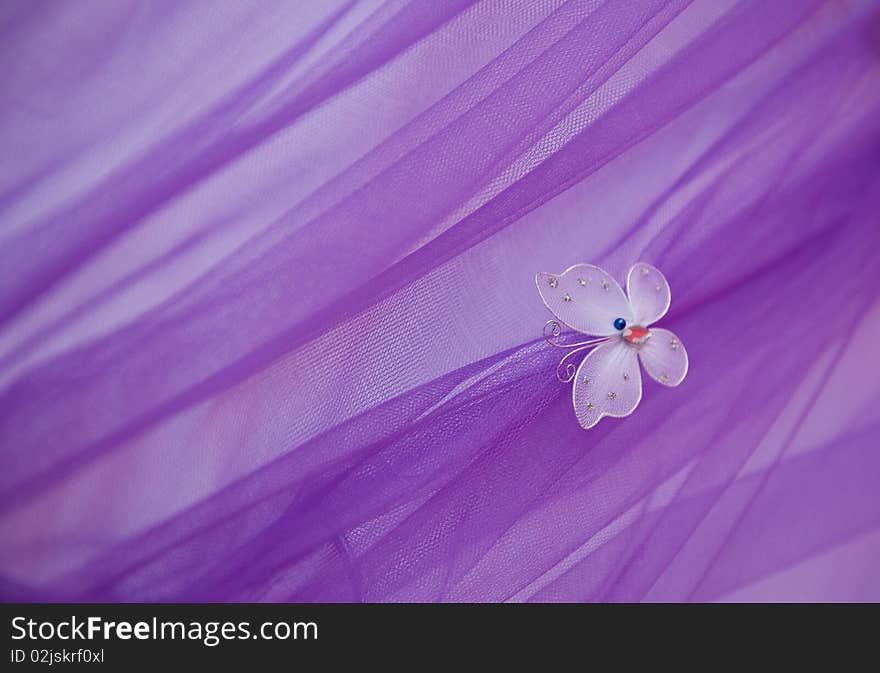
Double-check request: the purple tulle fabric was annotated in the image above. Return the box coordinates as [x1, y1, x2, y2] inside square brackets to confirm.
[1, 0, 879, 602]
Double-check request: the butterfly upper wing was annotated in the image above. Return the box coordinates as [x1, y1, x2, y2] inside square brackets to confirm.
[638, 327, 688, 386]
[626, 262, 671, 327]
[536, 264, 633, 336]
[572, 339, 642, 429]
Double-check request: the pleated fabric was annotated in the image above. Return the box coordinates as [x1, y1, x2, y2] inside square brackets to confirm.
[1, 0, 879, 601]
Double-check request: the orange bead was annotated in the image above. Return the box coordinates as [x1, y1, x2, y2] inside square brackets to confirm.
[623, 326, 651, 344]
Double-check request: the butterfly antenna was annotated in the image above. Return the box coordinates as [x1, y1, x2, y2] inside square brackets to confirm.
[555, 343, 608, 382]
[542, 320, 610, 350]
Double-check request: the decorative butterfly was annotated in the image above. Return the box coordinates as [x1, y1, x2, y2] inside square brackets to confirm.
[536, 263, 688, 429]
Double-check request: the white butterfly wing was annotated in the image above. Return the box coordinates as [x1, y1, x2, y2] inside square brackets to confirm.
[572, 340, 642, 429]
[626, 262, 671, 327]
[638, 328, 688, 386]
[536, 264, 633, 336]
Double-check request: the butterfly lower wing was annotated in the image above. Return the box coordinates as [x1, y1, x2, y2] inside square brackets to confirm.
[536, 264, 633, 337]
[638, 328, 688, 386]
[572, 339, 642, 429]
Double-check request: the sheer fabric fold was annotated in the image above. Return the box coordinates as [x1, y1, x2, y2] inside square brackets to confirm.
[1, 0, 879, 601]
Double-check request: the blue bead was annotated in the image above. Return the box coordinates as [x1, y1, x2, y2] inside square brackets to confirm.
[613, 317, 626, 331]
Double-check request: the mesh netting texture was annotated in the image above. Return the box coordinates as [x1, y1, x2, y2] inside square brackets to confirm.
[1, 0, 879, 601]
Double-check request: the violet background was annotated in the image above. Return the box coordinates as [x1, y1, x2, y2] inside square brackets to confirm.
[1, 0, 879, 601]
